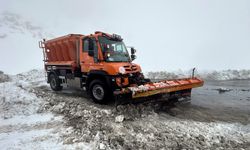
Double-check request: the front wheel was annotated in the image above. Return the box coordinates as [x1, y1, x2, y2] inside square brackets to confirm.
[49, 74, 63, 91]
[89, 79, 108, 104]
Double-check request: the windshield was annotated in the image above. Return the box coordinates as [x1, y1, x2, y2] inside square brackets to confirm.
[98, 36, 130, 62]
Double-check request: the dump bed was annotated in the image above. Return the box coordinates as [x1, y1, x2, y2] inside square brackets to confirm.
[42, 34, 83, 69]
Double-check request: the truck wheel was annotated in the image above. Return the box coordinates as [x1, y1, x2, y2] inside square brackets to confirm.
[89, 79, 108, 104]
[49, 74, 63, 91]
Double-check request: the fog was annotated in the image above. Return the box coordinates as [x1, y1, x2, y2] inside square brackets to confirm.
[0, 0, 250, 74]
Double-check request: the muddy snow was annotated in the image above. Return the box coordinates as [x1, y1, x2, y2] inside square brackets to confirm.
[0, 69, 250, 149]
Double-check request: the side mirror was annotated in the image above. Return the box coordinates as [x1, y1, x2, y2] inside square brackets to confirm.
[88, 49, 94, 56]
[131, 54, 136, 61]
[131, 47, 136, 54]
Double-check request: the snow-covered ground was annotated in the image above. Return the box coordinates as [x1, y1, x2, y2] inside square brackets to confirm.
[0, 69, 250, 149]
[0, 69, 91, 149]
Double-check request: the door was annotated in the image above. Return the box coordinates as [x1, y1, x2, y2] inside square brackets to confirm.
[80, 37, 98, 73]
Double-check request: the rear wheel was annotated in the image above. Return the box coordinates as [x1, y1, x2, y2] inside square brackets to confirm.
[89, 79, 108, 104]
[49, 74, 63, 91]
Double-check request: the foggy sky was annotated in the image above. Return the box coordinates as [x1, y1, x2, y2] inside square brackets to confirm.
[0, 0, 250, 74]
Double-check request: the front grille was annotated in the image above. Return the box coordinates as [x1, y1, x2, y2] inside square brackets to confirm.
[124, 65, 137, 72]
[131, 65, 137, 71]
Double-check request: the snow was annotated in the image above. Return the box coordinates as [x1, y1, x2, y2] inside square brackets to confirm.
[115, 115, 124, 123]
[128, 82, 170, 95]
[0, 127, 91, 150]
[0, 69, 91, 149]
[0, 71, 10, 83]
[199, 69, 250, 80]
[160, 119, 250, 143]
[146, 69, 250, 80]
[0, 129, 59, 149]
[0, 113, 61, 126]
[0, 81, 41, 118]
[0, 69, 250, 149]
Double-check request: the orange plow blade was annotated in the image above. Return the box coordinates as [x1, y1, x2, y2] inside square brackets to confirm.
[114, 77, 204, 99]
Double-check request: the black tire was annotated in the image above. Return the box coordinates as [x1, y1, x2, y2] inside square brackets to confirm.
[89, 79, 109, 104]
[49, 73, 63, 91]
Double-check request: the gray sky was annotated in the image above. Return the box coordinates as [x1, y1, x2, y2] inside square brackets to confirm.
[0, 0, 250, 74]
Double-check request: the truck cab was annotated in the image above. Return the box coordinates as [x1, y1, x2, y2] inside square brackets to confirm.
[80, 32, 148, 102]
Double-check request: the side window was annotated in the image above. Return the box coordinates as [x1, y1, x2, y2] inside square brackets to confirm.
[82, 38, 95, 51]
[82, 38, 97, 58]
[89, 39, 94, 50]
[83, 39, 89, 51]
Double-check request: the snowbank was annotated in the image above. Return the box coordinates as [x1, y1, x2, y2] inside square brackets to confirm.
[146, 69, 250, 80]
[0, 71, 10, 83]
[199, 69, 250, 80]
[15, 69, 45, 83]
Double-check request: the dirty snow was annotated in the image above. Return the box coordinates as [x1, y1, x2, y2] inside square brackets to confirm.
[0, 69, 250, 149]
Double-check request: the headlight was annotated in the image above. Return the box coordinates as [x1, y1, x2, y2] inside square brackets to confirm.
[118, 66, 126, 74]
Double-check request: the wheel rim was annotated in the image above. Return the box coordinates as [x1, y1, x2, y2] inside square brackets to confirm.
[50, 77, 56, 89]
[92, 84, 104, 101]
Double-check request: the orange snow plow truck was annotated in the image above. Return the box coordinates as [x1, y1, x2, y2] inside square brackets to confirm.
[39, 31, 204, 104]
